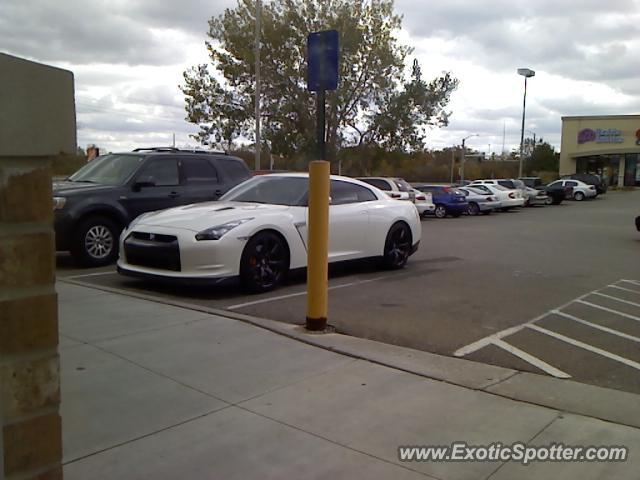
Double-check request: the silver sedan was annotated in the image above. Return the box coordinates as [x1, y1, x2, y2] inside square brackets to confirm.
[458, 187, 501, 215]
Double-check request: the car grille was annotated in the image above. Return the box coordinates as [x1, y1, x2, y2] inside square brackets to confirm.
[124, 232, 181, 271]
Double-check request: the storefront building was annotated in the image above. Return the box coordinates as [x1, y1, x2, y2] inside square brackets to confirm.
[560, 115, 640, 187]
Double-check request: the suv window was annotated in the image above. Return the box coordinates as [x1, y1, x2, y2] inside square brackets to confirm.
[331, 180, 377, 204]
[182, 158, 218, 184]
[360, 178, 391, 191]
[137, 158, 179, 186]
[222, 159, 251, 180]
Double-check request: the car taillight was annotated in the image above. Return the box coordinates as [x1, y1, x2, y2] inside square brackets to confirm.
[488, 196, 494, 201]
[416, 195, 426, 201]
[442, 187, 451, 193]
[509, 192, 515, 199]
[589, 185, 595, 190]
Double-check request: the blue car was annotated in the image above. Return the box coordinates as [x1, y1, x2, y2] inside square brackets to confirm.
[414, 184, 468, 218]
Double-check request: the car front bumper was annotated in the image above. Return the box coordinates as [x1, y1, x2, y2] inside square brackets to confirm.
[117, 224, 246, 280]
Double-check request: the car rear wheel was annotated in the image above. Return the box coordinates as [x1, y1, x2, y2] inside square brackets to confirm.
[382, 222, 412, 269]
[467, 202, 480, 216]
[574, 191, 585, 201]
[240, 231, 289, 293]
[434, 205, 447, 218]
[70, 216, 120, 267]
[544, 196, 554, 205]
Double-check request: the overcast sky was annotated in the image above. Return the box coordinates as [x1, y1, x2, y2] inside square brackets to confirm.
[2, 0, 639, 155]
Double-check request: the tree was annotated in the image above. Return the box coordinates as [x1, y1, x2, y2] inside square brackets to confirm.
[526, 141, 558, 173]
[181, 0, 458, 161]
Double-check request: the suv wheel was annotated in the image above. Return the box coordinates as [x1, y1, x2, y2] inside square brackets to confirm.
[71, 216, 120, 267]
[574, 191, 585, 201]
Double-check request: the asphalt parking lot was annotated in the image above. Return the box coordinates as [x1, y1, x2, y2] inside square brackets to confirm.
[58, 190, 640, 394]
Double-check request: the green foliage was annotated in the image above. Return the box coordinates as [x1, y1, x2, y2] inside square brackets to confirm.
[525, 141, 558, 174]
[182, 0, 458, 161]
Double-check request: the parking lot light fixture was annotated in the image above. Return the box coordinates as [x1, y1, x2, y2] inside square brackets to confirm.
[517, 68, 535, 178]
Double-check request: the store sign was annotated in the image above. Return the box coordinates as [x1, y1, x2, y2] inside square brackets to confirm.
[578, 128, 624, 144]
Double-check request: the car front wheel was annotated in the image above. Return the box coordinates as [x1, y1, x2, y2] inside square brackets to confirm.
[71, 216, 120, 267]
[240, 231, 289, 293]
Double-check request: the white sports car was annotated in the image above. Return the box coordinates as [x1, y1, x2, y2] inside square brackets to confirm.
[117, 173, 421, 292]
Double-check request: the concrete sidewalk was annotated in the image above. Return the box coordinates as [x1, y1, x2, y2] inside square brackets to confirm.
[57, 281, 640, 479]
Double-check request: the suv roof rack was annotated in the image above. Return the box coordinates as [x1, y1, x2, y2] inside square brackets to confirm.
[131, 147, 228, 155]
[132, 147, 179, 152]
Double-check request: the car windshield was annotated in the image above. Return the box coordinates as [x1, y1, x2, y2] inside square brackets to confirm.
[68, 154, 144, 186]
[220, 176, 308, 206]
[394, 179, 412, 192]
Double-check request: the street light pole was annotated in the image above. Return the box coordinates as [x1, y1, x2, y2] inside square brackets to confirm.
[517, 68, 535, 178]
[460, 134, 479, 183]
[254, 0, 261, 171]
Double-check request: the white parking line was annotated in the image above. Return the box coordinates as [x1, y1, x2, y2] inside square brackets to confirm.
[577, 300, 640, 322]
[592, 291, 640, 308]
[608, 284, 640, 295]
[453, 293, 590, 357]
[492, 339, 571, 378]
[527, 324, 640, 371]
[621, 279, 640, 287]
[63, 271, 117, 280]
[553, 310, 640, 343]
[227, 275, 389, 311]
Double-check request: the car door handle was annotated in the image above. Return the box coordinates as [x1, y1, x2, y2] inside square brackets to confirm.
[168, 191, 180, 198]
[214, 189, 222, 197]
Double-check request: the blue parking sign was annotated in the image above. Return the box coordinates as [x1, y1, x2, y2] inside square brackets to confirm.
[307, 30, 339, 91]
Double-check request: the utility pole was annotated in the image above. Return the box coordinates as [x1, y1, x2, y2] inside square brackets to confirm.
[254, 0, 261, 171]
[172, 133, 175, 148]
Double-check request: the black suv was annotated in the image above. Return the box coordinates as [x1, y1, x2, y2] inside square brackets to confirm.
[54, 147, 251, 266]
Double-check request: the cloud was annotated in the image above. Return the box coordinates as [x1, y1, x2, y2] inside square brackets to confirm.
[2, 0, 640, 156]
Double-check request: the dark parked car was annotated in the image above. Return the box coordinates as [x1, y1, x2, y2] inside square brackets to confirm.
[562, 173, 607, 195]
[519, 177, 572, 205]
[414, 184, 468, 218]
[53, 147, 251, 266]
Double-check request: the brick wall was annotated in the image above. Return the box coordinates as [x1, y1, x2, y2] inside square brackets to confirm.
[1, 157, 62, 479]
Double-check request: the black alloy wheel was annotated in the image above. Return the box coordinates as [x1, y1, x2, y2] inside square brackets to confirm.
[240, 231, 289, 293]
[382, 222, 412, 269]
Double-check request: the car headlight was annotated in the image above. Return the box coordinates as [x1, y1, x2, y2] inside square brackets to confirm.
[53, 197, 66, 210]
[195, 218, 254, 241]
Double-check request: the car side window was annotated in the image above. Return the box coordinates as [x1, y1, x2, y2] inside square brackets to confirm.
[181, 158, 219, 184]
[331, 180, 377, 205]
[548, 181, 561, 188]
[137, 159, 179, 186]
[362, 178, 391, 191]
[566, 181, 578, 187]
[221, 159, 250, 181]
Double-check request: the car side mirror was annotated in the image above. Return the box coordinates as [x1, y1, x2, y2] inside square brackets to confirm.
[133, 175, 156, 191]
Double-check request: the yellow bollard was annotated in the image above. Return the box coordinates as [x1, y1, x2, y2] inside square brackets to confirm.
[306, 160, 330, 331]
